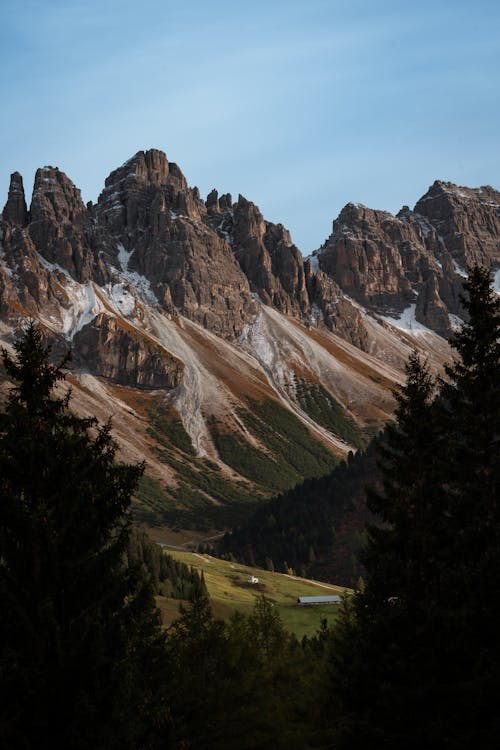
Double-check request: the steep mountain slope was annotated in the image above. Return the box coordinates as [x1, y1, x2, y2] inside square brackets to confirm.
[218, 440, 381, 587]
[0, 150, 498, 532]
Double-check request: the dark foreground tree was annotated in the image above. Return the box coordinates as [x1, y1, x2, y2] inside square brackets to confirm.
[328, 266, 500, 749]
[0, 324, 170, 749]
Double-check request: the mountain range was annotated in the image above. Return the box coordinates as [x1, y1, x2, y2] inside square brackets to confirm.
[1, 149, 498, 534]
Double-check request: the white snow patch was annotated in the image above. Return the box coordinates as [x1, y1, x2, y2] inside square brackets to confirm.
[453, 260, 468, 278]
[117, 242, 131, 272]
[122, 270, 158, 306]
[35, 252, 71, 279]
[103, 283, 136, 316]
[310, 304, 324, 328]
[381, 304, 433, 334]
[494, 269, 500, 295]
[62, 283, 105, 339]
[217, 219, 232, 244]
[449, 313, 464, 330]
[413, 212, 434, 238]
[110, 243, 159, 306]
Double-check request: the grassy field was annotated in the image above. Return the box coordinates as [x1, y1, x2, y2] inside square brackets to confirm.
[158, 549, 352, 637]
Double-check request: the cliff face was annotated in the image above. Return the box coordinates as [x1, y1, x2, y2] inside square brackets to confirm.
[314, 182, 499, 336]
[72, 313, 184, 390]
[28, 166, 107, 284]
[414, 181, 500, 269]
[94, 150, 258, 339]
[219, 193, 310, 317]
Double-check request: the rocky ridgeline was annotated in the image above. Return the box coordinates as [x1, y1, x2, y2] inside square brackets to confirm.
[1, 151, 499, 374]
[315, 181, 500, 336]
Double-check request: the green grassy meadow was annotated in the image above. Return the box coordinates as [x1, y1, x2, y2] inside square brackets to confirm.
[158, 549, 351, 637]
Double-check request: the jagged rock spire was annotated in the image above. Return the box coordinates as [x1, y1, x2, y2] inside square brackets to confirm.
[2, 171, 28, 226]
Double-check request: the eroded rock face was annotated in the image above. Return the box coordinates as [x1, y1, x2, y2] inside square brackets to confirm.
[305, 265, 369, 350]
[72, 313, 184, 389]
[95, 150, 258, 338]
[28, 166, 108, 283]
[318, 203, 420, 312]
[314, 182, 500, 336]
[230, 195, 310, 316]
[2, 172, 28, 226]
[414, 181, 500, 269]
[0, 222, 80, 323]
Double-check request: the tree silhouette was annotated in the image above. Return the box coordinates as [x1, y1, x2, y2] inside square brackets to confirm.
[328, 267, 500, 749]
[0, 323, 169, 749]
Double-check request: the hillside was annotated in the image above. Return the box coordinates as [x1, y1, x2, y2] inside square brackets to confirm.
[218, 438, 382, 587]
[158, 549, 351, 637]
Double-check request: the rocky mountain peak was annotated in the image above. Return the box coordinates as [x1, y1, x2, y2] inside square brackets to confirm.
[30, 166, 86, 225]
[317, 201, 412, 312]
[233, 194, 266, 244]
[2, 171, 28, 226]
[25, 166, 96, 281]
[414, 180, 500, 268]
[206, 188, 220, 213]
[97, 148, 206, 232]
[103, 149, 172, 191]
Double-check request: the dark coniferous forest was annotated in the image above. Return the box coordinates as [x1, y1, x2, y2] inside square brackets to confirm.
[0, 266, 499, 748]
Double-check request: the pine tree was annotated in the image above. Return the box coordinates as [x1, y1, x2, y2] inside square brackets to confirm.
[327, 267, 500, 748]
[435, 265, 500, 744]
[0, 323, 170, 749]
[327, 352, 443, 748]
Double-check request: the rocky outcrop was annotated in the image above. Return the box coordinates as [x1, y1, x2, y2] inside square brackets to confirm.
[95, 151, 257, 338]
[73, 313, 184, 389]
[305, 265, 370, 350]
[28, 166, 106, 283]
[0, 222, 81, 324]
[415, 274, 452, 337]
[206, 193, 310, 318]
[2, 172, 28, 226]
[317, 203, 418, 312]
[313, 181, 500, 337]
[414, 180, 500, 269]
[96, 149, 205, 238]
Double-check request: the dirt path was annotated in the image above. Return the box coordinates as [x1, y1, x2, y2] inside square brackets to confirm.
[194, 553, 213, 563]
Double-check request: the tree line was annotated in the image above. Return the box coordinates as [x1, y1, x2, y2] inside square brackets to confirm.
[216, 439, 381, 586]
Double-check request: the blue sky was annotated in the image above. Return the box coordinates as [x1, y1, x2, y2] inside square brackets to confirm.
[1, 0, 499, 252]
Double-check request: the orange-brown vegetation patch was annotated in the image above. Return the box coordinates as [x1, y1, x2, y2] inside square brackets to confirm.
[289, 362, 320, 384]
[5, 298, 30, 317]
[181, 324, 274, 401]
[299, 322, 398, 391]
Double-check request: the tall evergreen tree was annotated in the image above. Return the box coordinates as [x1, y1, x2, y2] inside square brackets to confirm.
[0, 323, 170, 749]
[327, 353, 443, 748]
[328, 266, 500, 748]
[435, 265, 500, 744]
